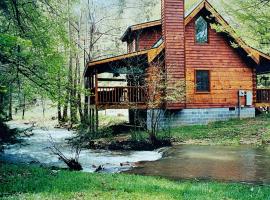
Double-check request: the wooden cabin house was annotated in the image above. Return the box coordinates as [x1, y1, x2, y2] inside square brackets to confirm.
[84, 0, 270, 129]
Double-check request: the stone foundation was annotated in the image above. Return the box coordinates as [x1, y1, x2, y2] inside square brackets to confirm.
[146, 107, 255, 129]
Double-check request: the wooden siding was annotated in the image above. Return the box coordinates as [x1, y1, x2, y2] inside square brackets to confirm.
[127, 27, 162, 53]
[162, 0, 186, 109]
[138, 28, 162, 51]
[185, 17, 255, 108]
[121, 20, 161, 42]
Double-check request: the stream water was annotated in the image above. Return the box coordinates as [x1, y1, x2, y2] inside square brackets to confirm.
[127, 145, 270, 184]
[2, 122, 270, 184]
[0, 122, 162, 173]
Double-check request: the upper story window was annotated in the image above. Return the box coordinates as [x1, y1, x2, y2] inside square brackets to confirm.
[128, 36, 140, 52]
[152, 37, 163, 48]
[195, 70, 210, 93]
[195, 16, 208, 44]
[127, 38, 137, 53]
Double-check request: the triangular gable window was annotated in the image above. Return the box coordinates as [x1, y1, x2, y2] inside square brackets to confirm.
[195, 16, 208, 44]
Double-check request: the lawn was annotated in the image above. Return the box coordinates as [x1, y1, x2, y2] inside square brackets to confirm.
[167, 114, 270, 145]
[127, 114, 270, 146]
[1, 163, 270, 200]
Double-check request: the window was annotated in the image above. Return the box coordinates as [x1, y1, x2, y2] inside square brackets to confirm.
[195, 70, 210, 92]
[152, 37, 163, 48]
[195, 16, 208, 43]
[127, 38, 138, 53]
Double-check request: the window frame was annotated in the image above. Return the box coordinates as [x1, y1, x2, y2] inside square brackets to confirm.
[194, 16, 209, 45]
[195, 69, 211, 94]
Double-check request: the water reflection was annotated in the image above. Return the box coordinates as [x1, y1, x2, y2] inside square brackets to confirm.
[127, 145, 270, 184]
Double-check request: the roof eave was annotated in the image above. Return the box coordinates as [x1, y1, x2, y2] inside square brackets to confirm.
[121, 27, 131, 42]
[84, 43, 165, 77]
[121, 20, 162, 42]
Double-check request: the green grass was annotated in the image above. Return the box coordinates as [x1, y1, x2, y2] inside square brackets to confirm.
[1, 163, 270, 200]
[167, 114, 270, 145]
[116, 114, 270, 146]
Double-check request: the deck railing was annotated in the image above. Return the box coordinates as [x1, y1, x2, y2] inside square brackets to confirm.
[257, 89, 270, 103]
[96, 86, 146, 105]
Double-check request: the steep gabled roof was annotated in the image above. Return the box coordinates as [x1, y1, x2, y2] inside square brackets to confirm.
[121, 0, 270, 64]
[200, 0, 270, 64]
[86, 0, 270, 76]
[121, 0, 206, 42]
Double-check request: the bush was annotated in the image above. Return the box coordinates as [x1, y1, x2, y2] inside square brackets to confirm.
[0, 121, 19, 151]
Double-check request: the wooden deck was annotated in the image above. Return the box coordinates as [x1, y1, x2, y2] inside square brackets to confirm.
[89, 87, 270, 109]
[256, 89, 270, 107]
[91, 86, 147, 109]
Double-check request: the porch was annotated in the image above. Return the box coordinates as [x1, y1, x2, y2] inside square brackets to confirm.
[87, 87, 270, 109]
[84, 50, 151, 111]
[91, 86, 147, 109]
[84, 45, 165, 111]
[256, 89, 270, 107]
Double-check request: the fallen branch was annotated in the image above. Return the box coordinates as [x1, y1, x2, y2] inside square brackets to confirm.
[49, 135, 82, 171]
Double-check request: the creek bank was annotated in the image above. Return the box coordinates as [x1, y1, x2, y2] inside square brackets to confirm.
[84, 137, 172, 151]
[73, 123, 173, 151]
[0, 121, 31, 152]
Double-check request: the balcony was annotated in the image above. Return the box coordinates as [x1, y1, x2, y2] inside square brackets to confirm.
[256, 89, 270, 106]
[91, 86, 147, 109]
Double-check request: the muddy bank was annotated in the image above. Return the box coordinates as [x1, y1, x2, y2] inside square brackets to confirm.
[83, 136, 172, 151]
[72, 123, 172, 151]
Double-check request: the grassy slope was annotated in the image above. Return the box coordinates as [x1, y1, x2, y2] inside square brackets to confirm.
[168, 114, 270, 145]
[1, 163, 270, 200]
[104, 115, 270, 146]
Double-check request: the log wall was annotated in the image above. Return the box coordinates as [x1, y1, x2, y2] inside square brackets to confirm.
[185, 17, 255, 108]
[127, 27, 162, 53]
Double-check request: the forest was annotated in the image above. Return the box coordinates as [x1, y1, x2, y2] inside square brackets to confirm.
[0, 0, 160, 124]
[1, 0, 270, 199]
[0, 0, 269, 126]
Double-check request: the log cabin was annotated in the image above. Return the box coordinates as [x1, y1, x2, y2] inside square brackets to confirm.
[84, 0, 270, 129]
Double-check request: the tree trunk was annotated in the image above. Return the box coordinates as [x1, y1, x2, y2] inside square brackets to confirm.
[41, 96, 45, 118]
[69, 55, 77, 124]
[76, 16, 83, 122]
[77, 65, 83, 122]
[67, 0, 77, 124]
[83, 39, 88, 122]
[8, 85, 13, 120]
[57, 67, 62, 122]
[58, 101, 62, 122]
[62, 94, 68, 122]
[0, 89, 5, 118]
[22, 94, 26, 120]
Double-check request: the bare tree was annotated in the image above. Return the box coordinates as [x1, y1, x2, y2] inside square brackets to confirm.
[110, 51, 186, 145]
[49, 135, 82, 171]
[144, 58, 186, 145]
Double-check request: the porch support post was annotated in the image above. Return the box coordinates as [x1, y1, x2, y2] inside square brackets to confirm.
[95, 69, 99, 106]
